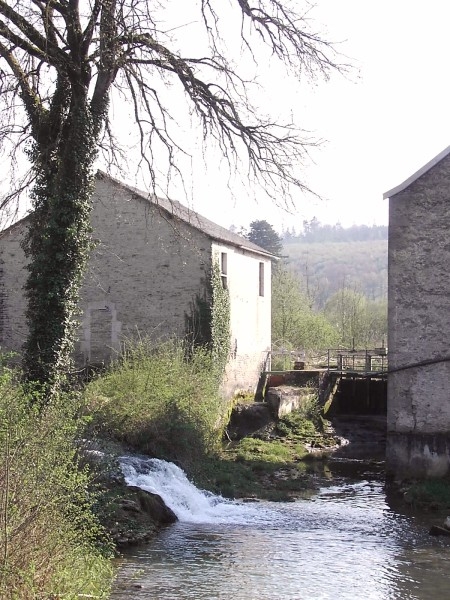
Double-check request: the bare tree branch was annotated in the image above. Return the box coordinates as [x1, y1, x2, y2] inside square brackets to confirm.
[0, 0, 68, 68]
[81, 0, 101, 56]
[0, 0, 344, 384]
[1, 0, 342, 205]
[0, 39, 46, 132]
[235, 0, 337, 75]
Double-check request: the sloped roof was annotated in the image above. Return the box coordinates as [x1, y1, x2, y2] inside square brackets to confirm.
[1, 172, 277, 259]
[0, 216, 28, 238]
[98, 171, 276, 258]
[383, 145, 450, 199]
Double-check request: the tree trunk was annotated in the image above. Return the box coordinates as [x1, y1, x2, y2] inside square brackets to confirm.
[22, 103, 99, 389]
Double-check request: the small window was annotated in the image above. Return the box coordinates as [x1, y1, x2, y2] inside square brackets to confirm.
[221, 252, 228, 289]
[259, 262, 264, 296]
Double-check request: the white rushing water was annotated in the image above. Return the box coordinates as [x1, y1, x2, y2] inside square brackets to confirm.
[114, 456, 450, 600]
[119, 455, 277, 525]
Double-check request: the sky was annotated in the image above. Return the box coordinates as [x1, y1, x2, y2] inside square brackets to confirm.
[174, 0, 450, 233]
[2, 1, 450, 234]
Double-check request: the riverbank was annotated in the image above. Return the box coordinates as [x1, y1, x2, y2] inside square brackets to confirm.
[86, 403, 340, 547]
[91, 408, 450, 550]
[4, 341, 450, 599]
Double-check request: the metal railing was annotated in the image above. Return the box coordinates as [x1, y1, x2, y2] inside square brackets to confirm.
[266, 347, 388, 373]
[326, 348, 388, 373]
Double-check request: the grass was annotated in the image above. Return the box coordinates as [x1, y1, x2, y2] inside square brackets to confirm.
[189, 434, 324, 502]
[403, 478, 450, 510]
[187, 398, 332, 501]
[85, 338, 226, 470]
[188, 450, 312, 502]
[0, 366, 114, 600]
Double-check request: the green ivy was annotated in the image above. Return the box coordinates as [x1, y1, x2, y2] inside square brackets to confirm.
[185, 258, 230, 382]
[22, 102, 104, 394]
[210, 259, 231, 379]
[185, 290, 212, 353]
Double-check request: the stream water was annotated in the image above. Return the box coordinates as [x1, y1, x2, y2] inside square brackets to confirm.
[111, 456, 450, 600]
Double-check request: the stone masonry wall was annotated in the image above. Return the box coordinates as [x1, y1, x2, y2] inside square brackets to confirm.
[75, 175, 212, 364]
[0, 259, 4, 345]
[0, 179, 211, 366]
[0, 176, 270, 399]
[0, 223, 29, 356]
[387, 152, 450, 476]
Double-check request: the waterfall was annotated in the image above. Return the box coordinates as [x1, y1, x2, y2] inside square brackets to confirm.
[119, 455, 274, 525]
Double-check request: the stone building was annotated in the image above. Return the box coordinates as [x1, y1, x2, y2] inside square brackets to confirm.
[384, 146, 450, 477]
[0, 172, 273, 398]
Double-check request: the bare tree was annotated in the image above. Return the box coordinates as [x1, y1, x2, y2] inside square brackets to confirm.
[0, 0, 340, 389]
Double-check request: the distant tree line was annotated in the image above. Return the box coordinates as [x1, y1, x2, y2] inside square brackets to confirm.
[232, 218, 388, 248]
[272, 265, 387, 354]
[282, 218, 388, 244]
[229, 219, 388, 353]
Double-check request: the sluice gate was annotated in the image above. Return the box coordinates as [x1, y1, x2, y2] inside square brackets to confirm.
[257, 347, 388, 417]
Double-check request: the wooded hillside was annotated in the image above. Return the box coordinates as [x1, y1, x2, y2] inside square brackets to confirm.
[280, 221, 387, 307]
[283, 239, 388, 307]
[232, 220, 388, 349]
[273, 224, 387, 350]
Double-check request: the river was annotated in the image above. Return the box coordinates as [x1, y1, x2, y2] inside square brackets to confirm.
[111, 457, 450, 600]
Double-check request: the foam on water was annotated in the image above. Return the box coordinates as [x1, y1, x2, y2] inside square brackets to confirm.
[113, 457, 450, 600]
[119, 455, 276, 525]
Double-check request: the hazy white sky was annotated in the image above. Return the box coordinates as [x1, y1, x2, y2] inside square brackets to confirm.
[3, 1, 450, 234]
[180, 0, 450, 233]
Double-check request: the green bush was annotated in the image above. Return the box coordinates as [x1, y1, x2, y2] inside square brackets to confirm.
[0, 366, 113, 600]
[277, 393, 325, 436]
[85, 338, 226, 468]
[405, 478, 450, 510]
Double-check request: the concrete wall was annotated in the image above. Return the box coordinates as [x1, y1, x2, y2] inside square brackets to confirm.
[211, 242, 271, 398]
[387, 152, 450, 477]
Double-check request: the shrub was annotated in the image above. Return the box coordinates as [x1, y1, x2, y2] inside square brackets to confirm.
[85, 338, 226, 468]
[277, 393, 325, 436]
[0, 366, 113, 600]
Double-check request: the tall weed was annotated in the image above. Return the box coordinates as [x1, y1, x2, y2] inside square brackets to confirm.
[85, 338, 226, 467]
[0, 367, 113, 600]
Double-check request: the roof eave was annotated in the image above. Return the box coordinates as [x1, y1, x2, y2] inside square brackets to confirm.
[383, 144, 450, 199]
[236, 243, 279, 259]
[208, 234, 277, 258]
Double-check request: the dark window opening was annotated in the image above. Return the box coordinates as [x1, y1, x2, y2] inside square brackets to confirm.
[259, 262, 264, 296]
[221, 252, 228, 289]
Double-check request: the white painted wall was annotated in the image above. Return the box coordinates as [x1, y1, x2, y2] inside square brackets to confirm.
[211, 242, 271, 397]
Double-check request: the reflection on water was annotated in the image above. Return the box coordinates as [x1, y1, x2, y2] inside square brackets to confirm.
[112, 460, 450, 600]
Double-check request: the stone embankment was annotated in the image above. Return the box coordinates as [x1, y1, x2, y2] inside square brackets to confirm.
[228, 382, 320, 440]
